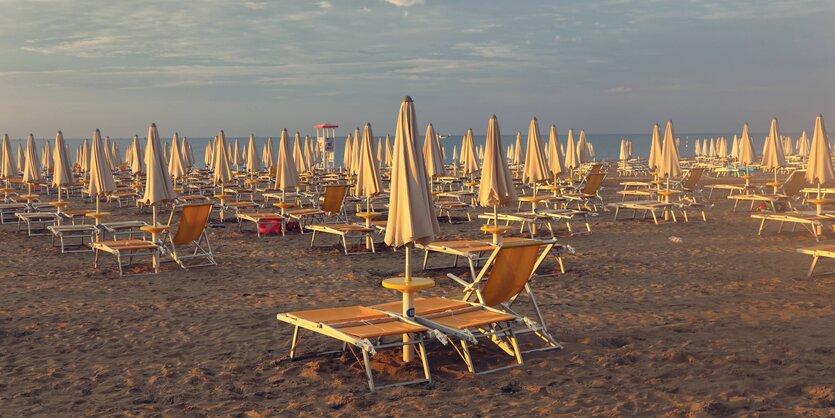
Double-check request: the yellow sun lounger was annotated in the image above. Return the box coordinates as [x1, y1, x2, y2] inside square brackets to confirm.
[377, 239, 562, 375]
[236, 211, 286, 237]
[276, 305, 444, 392]
[418, 237, 566, 279]
[159, 203, 216, 269]
[797, 244, 835, 277]
[306, 222, 376, 255]
[608, 200, 678, 224]
[93, 239, 160, 276]
[285, 184, 349, 229]
[751, 212, 830, 241]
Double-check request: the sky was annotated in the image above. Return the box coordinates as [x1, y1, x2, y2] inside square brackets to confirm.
[0, 0, 833, 139]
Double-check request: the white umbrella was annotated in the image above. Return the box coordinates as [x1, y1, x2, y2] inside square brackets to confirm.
[513, 131, 524, 166]
[694, 139, 702, 157]
[422, 123, 445, 178]
[274, 129, 299, 210]
[293, 132, 309, 174]
[648, 123, 662, 171]
[730, 135, 739, 160]
[461, 128, 479, 178]
[52, 131, 73, 208]
[547, 124, 566, 178]
[88, 129, 117, 223]
[355, 122, 382, 240]
[806, 115, 833, 214]
[247, 133, 261, 175]
[479, 115, 516, 242]
[21, 134, 42, 202]
[130, 134, 144, 176]
[182, 136, 193, 170]
[213, 130, 233, 186]
[342, 133, 353, 172]
[797, 131, 810, 158]
[42, 141, 53, 173]
[522, 117, 550, 202]
[761, 117, 787, 193]
[263, 137, 275, 169]
[564, 128, 578, 173]
[168, 132, 187, 182]
[142, 123, 176, 253]
[0, 134, 15, 199]
[384, 134, 393, 168]
[576, 130, 591, 164]
[383, 97, 439, 362]
[17, 143, 25, 173]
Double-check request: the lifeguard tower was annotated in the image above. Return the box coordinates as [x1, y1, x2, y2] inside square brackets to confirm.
[313, 123, 338, 170]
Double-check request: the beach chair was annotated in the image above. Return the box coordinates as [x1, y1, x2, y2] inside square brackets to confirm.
[47, 224, 97, 253]
[797, 244, 835, 277]
[16, 212, 59, 236]
[375, 239, 562, 375]
[608, 200, 678, 224]
[276, 306, 443, 391]
[728, 170, 806, 212]
[286, 184, 348, 229]
[92, 239, 160, 276]
[159, 203, 216, 269]
[561, 173, 606, 211]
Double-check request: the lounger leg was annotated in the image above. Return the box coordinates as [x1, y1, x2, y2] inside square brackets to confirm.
[758, 218, 766, 236]
[422, 250, 429, 270]
[459, 340, 475, 373]
[290, 326, 300, 359]
[362, 349, 376, 392]
[418, 338, 431, 384]
[808, 255, 819, 278]
[309, 230, 317, 248]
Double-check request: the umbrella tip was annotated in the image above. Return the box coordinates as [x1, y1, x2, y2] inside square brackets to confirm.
[403, 95, 412, 102]
[152, 123, 156, 127]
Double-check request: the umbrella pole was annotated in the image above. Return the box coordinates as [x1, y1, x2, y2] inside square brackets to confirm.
[403, 245, 414, 362]
[817, 182, 823, 215]
[773, 169, 779, 194]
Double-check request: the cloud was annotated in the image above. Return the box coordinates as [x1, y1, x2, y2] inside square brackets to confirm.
[384, 0, 424, 7]
[241, 1, 266, 10]
[607, 87, 632, 93]
[454, 41, 515, 58]
[317, 1, 332, 9]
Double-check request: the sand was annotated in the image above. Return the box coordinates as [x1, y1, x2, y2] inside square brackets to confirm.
[1, 171, 834, 417]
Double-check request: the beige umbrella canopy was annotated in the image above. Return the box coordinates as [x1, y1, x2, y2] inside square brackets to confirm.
[761, 117, 787, 192]
[22, 134, 42, 193]
[547, 124, 566, 178]
[576, 130, 591, 164]
[168, 132, 187, 181]
[130, 134, 145, 175]
[88, 129, 117, 219]
[806, 115, 833, 214]
[42, 141, 53, 172]
[17, 143, 25, 173]
[730, 136, 739, 160]
[342, 133, 353, 172]
[797, 131, 810, 158]
[246, 133, 261, 175]
[479, 115, 517, 242]
[205, 141, 214, 167]
[422, 123, 445, 178]
[111, 141, 122, 170]
[647, 123, 662, 171]
[52, 131, 74, 193]
[213, 130, 233, 186]
[376, 137, 384, 167]
[304, 136, 315, 170]
[293, 132, 309, 174]
[694, 139, 702, 157]
[460, 128, 480, 176]
[263, 137, 275, 168]
[523, 117, 550, 189]
[513, 131, 524, 166]
[142, 123, 176, 214]
[355, 122, 381, 212]
[274, 129, 299, 195]
[737, 123, 756, 181]
[564, 128, 578, 172]
[658, 121, 682, 181]
[385, 96, 440, 249]
[182, 137, 193, 170]
[1, 134, 17, 182]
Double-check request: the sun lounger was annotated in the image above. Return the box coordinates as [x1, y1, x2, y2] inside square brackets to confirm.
[797, 244, 835, 277]
[47, 224, 97, 253]
[100, 220, 149, 240]
[16, 212, 59, 236]
[237, 212, 286, 237]
[159, 203, 216, 269]
[608, 200, 678, 224]
[418, 237, 566, 279]
[751, 211, 831, 241]
[307, 222, 376, 254]
[560, 173, 606, 211]
[728, 170, 806, 212]
[374, 239, 562, 374]
[276, 306, 440, 391]
[93, 239, 160, 276]
[286, 184, 349, 228]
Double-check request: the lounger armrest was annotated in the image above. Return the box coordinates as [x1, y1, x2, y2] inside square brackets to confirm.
[446, 273, 474, 291]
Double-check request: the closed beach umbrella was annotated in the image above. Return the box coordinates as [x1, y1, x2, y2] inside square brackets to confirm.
[304, 136, 315, 169]
[761, 118, 787, 191]
[168, 132, 187, 181]
[42, 141, 52, 172]
[205, 142, 214, 167]
[694, 139, 702, 157]
[142, 123, 176, 224]
[1, 134, 15, 186]
[274, 128, 299, 198]
[213, 130, 233, 185]
[648, 123, 662, 171]
[513, 131, 524, 166]
[263, 137, 275, 168]
[523, 117, 550, 189]
[717, 137, 728, 159]
[351, 128, 362, 176]
[806, 115, 833, 214]
[797, 131, 810, 158]
[182, 137, 193, 169]
[709, 138, 716, 158]
[479, 114, 516, 242]
[564, 128, 578, 172]
[619, 139, 628, 161]
[17, 143, 25, 173]
[547, 124, 566, 178]
[738, 123, 756, 166]
[293, 132, 309, 174]
[422, 123, 445, 178]
[577, 130, 591, 164]
[52, 131, 73, 204]
[731, 135, 740, 160]
[658, 121, 682, 181]
[131, 134, 144, 175]
[461, 128, 479, 176]
[342, 133, 353, 171]
[355, 122, 381, 214]
[22, 134, 42, 194]
[246, 133, 261, 175]
[384, 134, 393, 167]
[88, 129, 117, 220]
[376, 137, 384, 167]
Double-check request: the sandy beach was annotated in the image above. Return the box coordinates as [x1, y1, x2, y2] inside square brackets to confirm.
[1, 170, 833, 417]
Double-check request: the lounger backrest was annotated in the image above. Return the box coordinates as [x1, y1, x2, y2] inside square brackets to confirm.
[172, 203, 212, 245]
[588, 164, 602, 174]
[581, 173, 606, 195]
[682, 168, 705, 190]
[481, 243, 542, 306]
[322, 185, 348, 215]
[783, 170, 807, 196]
